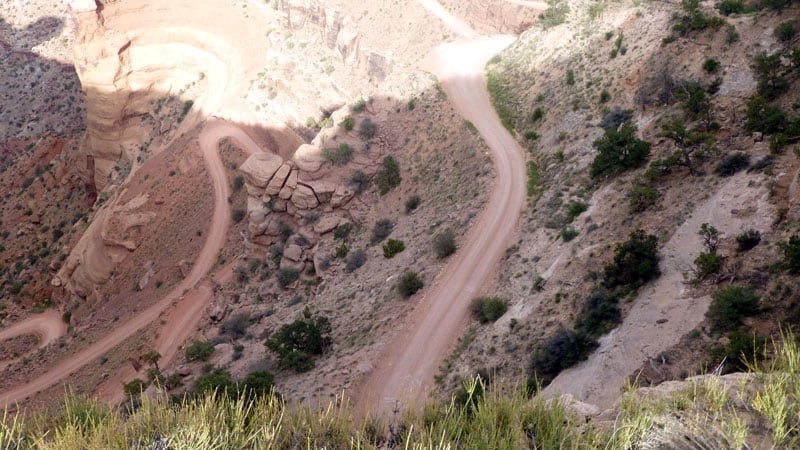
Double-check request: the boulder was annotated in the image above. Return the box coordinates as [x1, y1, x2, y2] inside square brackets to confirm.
[286, 170, 298, 189]
[307, 180, 337, 203]
[313, 215, 342, 234]
[239, 153, 284, 188]
[291, 184, 319, 209]
[331, 184, 354, 208]
[283, 244, 303, 262]
[266, 164, 291, 196]
[279, 257, 305, 272]
[278, 185, 294, 200]
[293, 143, 325, 173]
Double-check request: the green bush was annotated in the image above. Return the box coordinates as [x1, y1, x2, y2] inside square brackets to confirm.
[470, 297, 508, 323]
[565, 69, 575, 86]
[350, 98, 367, 113]
[629, 184, 658, 213]
[745, 97, 787, 134]
[371, 219, 394, 243]
[334, 244, 349, 259]
[349, 170, 370, 193]
[277, 268, 300, 288]
[383, 239, 405, 258]
[559, 227, 579, 242]
[196, 369, 237, 396]
[672, 0, 724, 36]
[529, 329, 598, 387]
[702, 58, 721, 73]
[530, 107, 544, 122]
[565, 201, 588, 223]
[345, 249, 367, 272]
[322, 143, 354, 166]
[265, 309, 332, 372]
[220, 313, 250, 340]
[375, 155, 401, 195]
[526, 161, 540, 197]
[240, 371, 276, 400]
[433, 229, 457, 258]
[123, 379, 147, 397]
[232, 175, 245, 191]
[486, 69, 517, 133]
[736, 229, 761, 252]
[779, 235, 800, 273]
[574, 290, 621, 336]
[185, 340, 215, 362]
[710, 330, 766, 372]
[333, 223, 352, 240]
[603, 230, 660, 290]
[715, 153, 750, 176]
[397, 271, 424, 298]
[405, 195, 421, 213]
[340, 116, 355, 131]
[599, 107, 633, 130]
[599, 90, 610, 104]
[694, 251, 723, 279]
[590, 122, 651, 179]
[775, 21, 797, 42]
[706, 286, 759, 333]
[539, 0, 569, 29]
[752, 52, 789, 100]
[716, 0, 747, 15]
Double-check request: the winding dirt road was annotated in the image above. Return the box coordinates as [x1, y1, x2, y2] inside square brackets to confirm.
[0, 310, 66, 373]
[0, 119, 261, 407]
[357, 4, 526, 413]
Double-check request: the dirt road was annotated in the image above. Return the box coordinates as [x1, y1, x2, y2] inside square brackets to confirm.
[0, 119, 262, 407]
[357, 3, 526, 411]
[0, 310, 66, 373]
[544, 173, 774, 409]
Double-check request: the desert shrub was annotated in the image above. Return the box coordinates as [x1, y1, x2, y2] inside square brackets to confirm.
[350, 98, 367, 113]
[603, 230, 660, 290]
[529, 329, 598, 387]
[345, 249, 367, 272]
[599, 107, 633, 130]
[539, 0, 569, 29]
[486, 67, 517, 132]
[530, 107, 545, 122]
[559, 227, 579, 242]
[371, 219, 394, 243]
[349, 170, 370, 194]
[232, 175, 245, 191]
[185, 340, 215, 362]
[397, 271, 424, 298]
[333, 223, 352, 240]
[196, 369, 236, 395]
[123, 379, 147, 397]
[715, 152, 750, 176]
[405, 195, 421, 213]
[240, 371, 275, 400]
[524, 131, 540, 141]
[716, 0, 747, 15]
[322, 143, 354, 166]
[710, 330, 766, 372]
[752, 52, 789, 100]
[694, 251, 723, 279]
[470, 297, 508, 323]
[358, 117, 378, 140]
[265, 309, 332, 372]
[779, 235, 800, 273]
[706, 286, 759, 333]
[526, 161, 540, 196]
[672, 0, 724, 36]
[702, 58, 721, 73]
[231, 208, 246, 223]
[334, 244, 349, 259]
[277, 268, 300, 288]
[736, 229, 761, 252]
[375, 155, 401, 195]
[383, 239, 405, 258]
[590, 122, 651, 179]
[340, 116, 355, 132]
[775, 21, 797, 42]
[565, 69, 575, 86]
[565, 201, 588, 223]
[745, 97, 787, 134]
[599, 90, 610, 104]
[433, 229, 457, 258]
[220, 313, 250, 340]
[629, 183, 658, 213]
[574, 290, 621, 336]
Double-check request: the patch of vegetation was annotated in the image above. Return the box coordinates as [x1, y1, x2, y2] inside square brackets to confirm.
[779, 235, 800, 273]
[185, 340, 215, 362]
[775, 20, 797, 42]
[694, 251, 723, 280]
[559, 227, 579, 242]
[671, 0, 724, 36]
[322, 143, 354, 166]
[397, 271, 424, 298]
[629, 183, 658, 213]
[340, 116, 355, 132]
[575, 290, 621, 336]
[375, 155, 401, 195]
[265, 308, 332, 372]
[526, 161, 540, 197]
[196, 369, 236, 395]
[565, 201, 588, 223]
[345, 249, 367, 272]
[736, 229, 761, 252]
[350, 98, 367, 113]
[529, 329, 598, 386]
[231, 208, 246, 223]
[702, 58, 721, 73]
[745, 97, 787, 134]
[220, 313, 250, 341]
[405, 195, 421, 213]
[470, 297, 508, 324]
[486, 68, 517, 133]
[277, 268, 300, 288]
[602, 230, 660, 291]
[716, 0, 748, 15]
[371, 219, 394, 244]
[539, 0, 570, 29]
[600, 107, 633, 130]
[382, 239, 405, 258]
[706, 286, 759, 333]
[333, 223, 352, 240]
[349, 170, 370, 194]
[590, 122, 651, 179]
[358, 117, 378, 140]
[433, 229, 457, 258]
[715, 152, 750, 177]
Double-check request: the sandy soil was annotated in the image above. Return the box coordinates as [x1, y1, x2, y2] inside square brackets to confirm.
[356, 2, 526, 413]
[544, 173, 775, 410]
